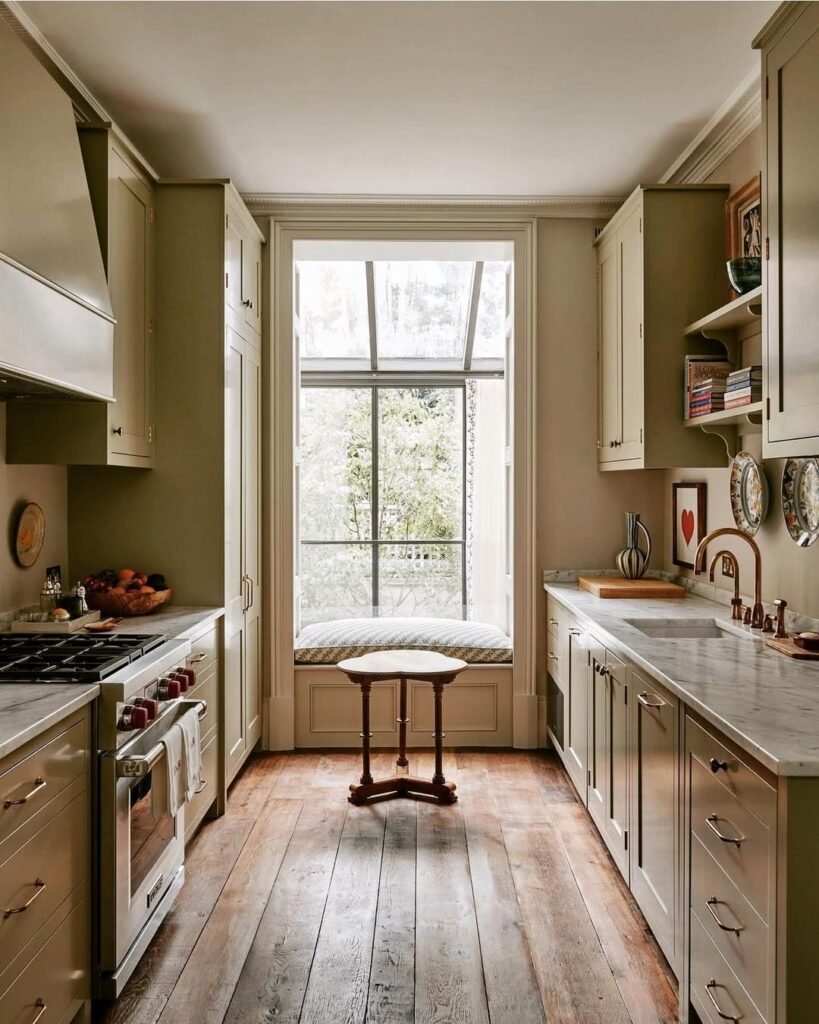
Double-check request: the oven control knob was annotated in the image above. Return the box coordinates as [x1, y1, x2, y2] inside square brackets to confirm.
[178, 667, 196, 689]
[156, 677, 181, 701]
[134, 697, 159, 721]
[172, 670, 189, 693]
[118, 705, 148, 730]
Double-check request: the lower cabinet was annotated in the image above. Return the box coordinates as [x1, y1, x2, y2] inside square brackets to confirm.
[184, 622, 224, 843]
[564, 625, 590, 798]
[630, 669, 679, 970]
[0, 707, 92, 1023]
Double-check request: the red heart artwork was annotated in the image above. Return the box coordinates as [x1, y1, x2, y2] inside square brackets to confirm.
[681, 508, 695, 545]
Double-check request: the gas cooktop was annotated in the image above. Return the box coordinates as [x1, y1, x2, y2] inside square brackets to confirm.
[0, 633, 166, 682]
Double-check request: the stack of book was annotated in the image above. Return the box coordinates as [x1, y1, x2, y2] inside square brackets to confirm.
[689, 376, 729, 417]
[684, 356, 733, 420]
[724, 366, 762, 409]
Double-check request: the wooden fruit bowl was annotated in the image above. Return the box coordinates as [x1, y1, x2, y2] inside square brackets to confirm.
[86, 588, 172, 618]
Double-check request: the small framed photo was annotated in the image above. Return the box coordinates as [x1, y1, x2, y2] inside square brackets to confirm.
[726, 175, 762, 260]
[673, 482, 707, 569]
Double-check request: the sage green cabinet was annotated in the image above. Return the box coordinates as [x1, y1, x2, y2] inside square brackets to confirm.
[757, 2, 819, 457]
[595, 184, 731, 471]
[7, 128, 154, 467]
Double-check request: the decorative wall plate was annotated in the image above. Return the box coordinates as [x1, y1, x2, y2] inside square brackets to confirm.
[14, 502, 46, 567]
[782, 457, 819, 548]
[730, 452, 768, 536]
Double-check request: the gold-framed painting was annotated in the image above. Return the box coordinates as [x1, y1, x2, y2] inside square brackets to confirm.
[726, 174, 762, 261]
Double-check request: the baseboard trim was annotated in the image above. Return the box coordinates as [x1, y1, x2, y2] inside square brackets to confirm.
[266, 694, 295, 751]
[513, 692, 540, 749]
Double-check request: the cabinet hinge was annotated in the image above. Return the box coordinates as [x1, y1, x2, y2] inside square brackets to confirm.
[765, 237, 770, 260]
[638, 217, 642, 233]
[226, 213, 229, 229]
[624, 686, 628, 705]
[639, 322, 642, 338]
[148, 317, 154, 335]
[639, 427, 643, 443]
[766, 396, 771, 421]
[148, 426, 153, 444]
[149, 207, 155, 224]
[587, 769, 591, 785]
[765, 76, 769, 100]
[624, 830, 628, 851]
[225, 272, 229, 288]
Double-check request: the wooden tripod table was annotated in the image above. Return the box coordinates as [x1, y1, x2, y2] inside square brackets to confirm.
[338, 649, 467, 805]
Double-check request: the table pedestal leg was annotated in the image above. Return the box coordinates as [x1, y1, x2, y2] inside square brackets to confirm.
[396, 675, 409, 770]
[432, 680, 446, 785]
[358, 681, 373, 785]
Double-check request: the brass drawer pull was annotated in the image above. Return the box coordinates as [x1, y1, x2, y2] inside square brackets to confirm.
[706, 814, 746, 847]
[30, 999, 47, 1024]
[548, 618, 559, 627]
[547, 653, 559, 661]
[706, 896, 745, 937]
[637, 692, 666, 709]
[194, 778, 208, 795]
[568, 627, 582, 636]
[4, 777, 47, 809]
[3, 878, 46, 918]
[189, 652, 208, 664]
[705, 979, 743, 1021]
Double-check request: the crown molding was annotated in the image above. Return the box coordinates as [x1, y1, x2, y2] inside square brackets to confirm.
[0, 1, 160, 179]
[660, 69, 761, 185]
[242, 192, 623, 220]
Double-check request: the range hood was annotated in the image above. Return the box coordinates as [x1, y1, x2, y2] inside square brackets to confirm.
[0, 19, 114, 400]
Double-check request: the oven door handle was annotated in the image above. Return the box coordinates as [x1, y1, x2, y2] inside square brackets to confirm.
[114, 700, 207, 779]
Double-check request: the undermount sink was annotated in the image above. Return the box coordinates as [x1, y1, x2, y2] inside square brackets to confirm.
[623, 617, 758, 640]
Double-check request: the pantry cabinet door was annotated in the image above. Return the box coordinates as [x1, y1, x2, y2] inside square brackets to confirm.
[225, 212, 245, 320]
[243, 342, 262, 750]
[587, 642, 608, 832]
[565, 627, 590, 800]
[629, 670, 679, 969]
[108, 147, 153, 460]
[242, 232, 263, 339]
[764, 4, 819, 455]
[225, 326, 247, 778]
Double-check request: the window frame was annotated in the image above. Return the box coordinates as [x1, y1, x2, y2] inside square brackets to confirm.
[299, 380, 469, 619]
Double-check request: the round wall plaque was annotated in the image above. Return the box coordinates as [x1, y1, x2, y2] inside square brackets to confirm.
[14, 503, 46, 568]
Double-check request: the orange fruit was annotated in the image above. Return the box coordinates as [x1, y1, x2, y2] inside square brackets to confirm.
[117, 568, 136, 581]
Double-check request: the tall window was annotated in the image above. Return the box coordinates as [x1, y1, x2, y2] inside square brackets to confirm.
[296, 249, 510, 627]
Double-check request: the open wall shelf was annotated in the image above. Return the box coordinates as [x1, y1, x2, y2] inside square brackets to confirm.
[684, 401, 763, 430]
[684, 286, 762, 338]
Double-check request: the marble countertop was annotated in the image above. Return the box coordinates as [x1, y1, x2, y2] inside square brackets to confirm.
[0, 683, 99, 762]
[0, 606, 223, 764]
[103, 605, 224, 641]
[545, 582, 819, 777]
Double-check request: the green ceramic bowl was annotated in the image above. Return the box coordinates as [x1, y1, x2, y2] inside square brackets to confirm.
[727, 257, 762, 295]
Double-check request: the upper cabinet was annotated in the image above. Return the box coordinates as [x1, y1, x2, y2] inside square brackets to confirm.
[595, 185, 731, 471]
[756, 3, 819, 458]
[7, 127, 155, 467]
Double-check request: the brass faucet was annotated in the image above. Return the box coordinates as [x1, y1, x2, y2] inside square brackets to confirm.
[694, 527, 765, 629]
[707, 549, 744, 620]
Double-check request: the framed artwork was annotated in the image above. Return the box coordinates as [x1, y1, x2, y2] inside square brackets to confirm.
[726, 174, 762, 261]
[672, 482, 706, 569]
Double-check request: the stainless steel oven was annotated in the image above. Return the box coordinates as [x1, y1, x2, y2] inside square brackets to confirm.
[97, 672, 205, 997]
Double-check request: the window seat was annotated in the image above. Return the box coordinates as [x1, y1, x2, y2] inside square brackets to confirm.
[295, 617, 512, 665]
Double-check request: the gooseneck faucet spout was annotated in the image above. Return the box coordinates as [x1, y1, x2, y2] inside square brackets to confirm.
[694, 528, 764, 629]
[707, 549, 743, 620]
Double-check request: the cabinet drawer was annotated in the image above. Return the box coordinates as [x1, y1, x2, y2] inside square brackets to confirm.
[185, 732, 218, 843]
[188, 664, 219, 734]
[691, 834, 770, 1017]
[0, 718, 87, 847]
[187, 626, 218, 675]
[690, 755, 772, 923]
[546, 600, 567, 641]
[0, 786, 86, 980]
[687, 716, 776, 827]
[0, 897, 89, 1023]
[689, 911, 764, 1024]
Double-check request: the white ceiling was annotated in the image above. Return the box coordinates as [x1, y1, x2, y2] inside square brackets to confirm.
[19, 0, 776, 197]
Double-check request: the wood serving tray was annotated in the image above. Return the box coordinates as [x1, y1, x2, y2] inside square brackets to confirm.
[12, 610, 101, 633]
[577, 576, 686, 599]
[765, 636, 819, 660]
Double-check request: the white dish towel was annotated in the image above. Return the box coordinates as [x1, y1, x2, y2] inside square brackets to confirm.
[151, 708, 202, 819]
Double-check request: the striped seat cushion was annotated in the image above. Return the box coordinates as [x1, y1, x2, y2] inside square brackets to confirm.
[295, 617, 512, 665]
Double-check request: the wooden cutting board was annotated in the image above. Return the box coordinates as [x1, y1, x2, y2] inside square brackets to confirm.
[765, 636, 819, 660]
[577, 576, 686, 599]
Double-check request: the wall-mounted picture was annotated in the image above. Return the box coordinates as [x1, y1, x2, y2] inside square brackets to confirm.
[672, 482, 706, 569]
[726, 174, 762, 260]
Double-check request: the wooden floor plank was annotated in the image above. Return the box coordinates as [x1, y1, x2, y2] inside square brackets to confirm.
[366, 799, 417, 1024]
[529, 755, 679, 1024]
[224, 799, 348, 1024]
[156, 795, 302, 1024]
[415, 799, 490, 1024]
[458, 761, 547, 1024]
[297, 804, 387, 1024]
[98, 813, 255, 1024]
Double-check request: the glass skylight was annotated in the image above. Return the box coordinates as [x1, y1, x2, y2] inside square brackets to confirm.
[297, 261, 370, 360]
[472, 261, 508, 361]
